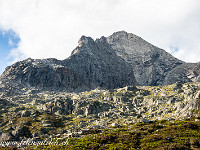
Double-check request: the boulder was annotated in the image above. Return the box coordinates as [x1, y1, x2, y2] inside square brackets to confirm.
[12, 126, 32, 138]
[142, 118, 151, 123]
[21, 110, 31, 117]
[111, 123, 120, 127]
[0, 133, 13, 142]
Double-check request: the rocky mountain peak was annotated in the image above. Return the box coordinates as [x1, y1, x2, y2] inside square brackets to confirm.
[104, 31, 191, 85]
[107, 31, 155, 55]
[0, 31, 199, 92]
[109, 30, 139, 40]
[0, 32, 138, 92]
[78, 35, 95, 47]
[0, 31, 200, 149]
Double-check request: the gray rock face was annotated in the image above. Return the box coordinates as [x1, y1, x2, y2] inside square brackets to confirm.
[21, 110, 31, 117]
[106, 31, 200, 86]
[0, 35, 136, 91]
[0, 133, 13, 142]
[63, 36, 136, 91]
[163, 63, 197, 85]
[0, 31, 199, 91]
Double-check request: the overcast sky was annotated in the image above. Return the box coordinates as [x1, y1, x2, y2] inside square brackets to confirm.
[0, 0, 200, 74]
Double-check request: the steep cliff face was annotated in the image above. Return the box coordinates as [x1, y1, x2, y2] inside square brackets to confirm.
[0, 35, 136, 91]
[186, 62, 200, 82]
[63, 36, 136, 90]
[106, 31, 183, 85]
[106, 31, 200, 86]
[163, 63, 198, 85]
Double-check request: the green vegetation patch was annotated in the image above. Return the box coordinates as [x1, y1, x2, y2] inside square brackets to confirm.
[18, 118, 199, 150]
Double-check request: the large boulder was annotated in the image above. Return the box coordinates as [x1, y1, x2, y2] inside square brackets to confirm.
[0, 132, 13, 142]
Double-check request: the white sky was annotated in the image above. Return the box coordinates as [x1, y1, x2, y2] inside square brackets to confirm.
[0, 0, 200, 64]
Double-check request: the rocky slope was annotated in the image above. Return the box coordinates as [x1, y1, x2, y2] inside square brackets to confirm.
[0, 82, 199, 146]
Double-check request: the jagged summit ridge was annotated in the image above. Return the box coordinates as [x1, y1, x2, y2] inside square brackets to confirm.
[0, 32, 137, 91]
[106, 31, 199, 85]
[0, 31, 200, 92]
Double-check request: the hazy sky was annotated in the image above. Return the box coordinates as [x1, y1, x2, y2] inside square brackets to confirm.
[0, 0, 200, 74]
